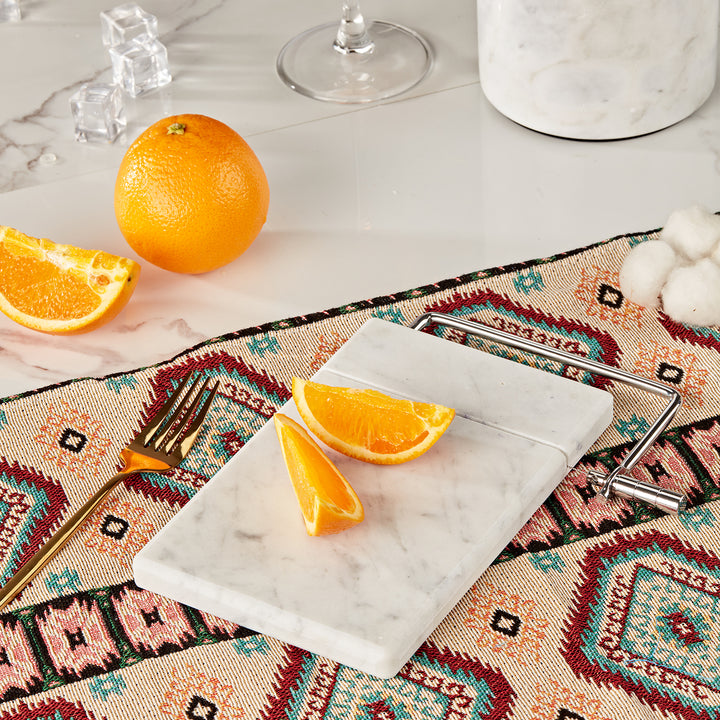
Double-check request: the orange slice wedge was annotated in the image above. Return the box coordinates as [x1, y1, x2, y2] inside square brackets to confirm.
[274, 413, 364, 536]
[0, 225, 140, 335]
[292, 377, 455, 465]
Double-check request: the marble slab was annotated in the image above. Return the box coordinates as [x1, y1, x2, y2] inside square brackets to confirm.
[133, 318, 613, 677]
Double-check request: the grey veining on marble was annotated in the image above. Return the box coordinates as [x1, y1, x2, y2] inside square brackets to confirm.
[0, 0, 473, 195]
[329, 321, 613, 467]
[0, 0, 228, 193]
[2, 0, 720, 401]
[134, 319, 613, 678]
[477, 0, 719, 139]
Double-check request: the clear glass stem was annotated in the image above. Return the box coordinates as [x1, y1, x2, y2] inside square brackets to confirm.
[276, 3, 432, 103]
[333, 1, 374, 55]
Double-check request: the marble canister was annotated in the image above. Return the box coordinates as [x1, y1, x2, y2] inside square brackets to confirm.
[477, 0, 719, 139]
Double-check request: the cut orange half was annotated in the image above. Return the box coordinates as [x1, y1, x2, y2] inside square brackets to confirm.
[292, 377, 455, 465]
[274, 413, 364, 536]
[0, 225, 140, 334]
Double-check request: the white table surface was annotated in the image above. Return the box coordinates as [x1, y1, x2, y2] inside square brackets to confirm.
[1, 0, 719, 398]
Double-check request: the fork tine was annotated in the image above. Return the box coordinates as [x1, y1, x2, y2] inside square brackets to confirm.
[147, 376, 205, 449]
[164, 380, 219, 456]
[137, 373, 195, 446]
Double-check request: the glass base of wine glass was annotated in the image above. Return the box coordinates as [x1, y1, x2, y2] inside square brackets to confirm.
[277, 20, 432, 104]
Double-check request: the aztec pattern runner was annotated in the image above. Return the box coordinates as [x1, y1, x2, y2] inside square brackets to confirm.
[0, 225, 719, 719]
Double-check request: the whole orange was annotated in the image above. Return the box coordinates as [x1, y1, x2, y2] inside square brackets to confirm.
[114, 114, 269, 274]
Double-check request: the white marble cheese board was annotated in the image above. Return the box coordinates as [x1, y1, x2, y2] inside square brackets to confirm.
[133, 318, 613, 678]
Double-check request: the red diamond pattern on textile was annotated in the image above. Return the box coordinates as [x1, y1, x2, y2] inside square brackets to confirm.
[0, 459, 68, 593]
[563, 529, 720, 719]
[261, 643, 515, 720]
[0, 697, 98, 719]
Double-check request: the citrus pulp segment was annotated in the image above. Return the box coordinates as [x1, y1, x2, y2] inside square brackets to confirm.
[274, 413, 364, 536]
[291, 377, 455, 465]
[0, 225, 140, 334]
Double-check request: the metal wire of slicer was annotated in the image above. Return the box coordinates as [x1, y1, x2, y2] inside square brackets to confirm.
[411, 312, 687, 514]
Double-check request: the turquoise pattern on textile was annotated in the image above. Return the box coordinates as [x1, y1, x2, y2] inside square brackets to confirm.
[513, 268, 545, 295]
[0, 470, 50, 581]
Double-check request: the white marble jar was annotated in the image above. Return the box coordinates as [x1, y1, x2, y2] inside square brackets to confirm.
[477, 0, 719, 139]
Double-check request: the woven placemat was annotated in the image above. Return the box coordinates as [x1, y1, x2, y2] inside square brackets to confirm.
[1, 225, 718, 720]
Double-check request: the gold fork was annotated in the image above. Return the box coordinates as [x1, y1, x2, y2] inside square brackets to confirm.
[0, 373, 219, 612]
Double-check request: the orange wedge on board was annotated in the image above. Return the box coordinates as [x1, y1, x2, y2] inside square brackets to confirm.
[292, 377, 455, 465]
[0, 226, 140, 334]
[274, 413, 364, 536]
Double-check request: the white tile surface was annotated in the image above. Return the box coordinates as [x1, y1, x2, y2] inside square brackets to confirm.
[133, 319, 613, 677]
[1, 0, 720, 399]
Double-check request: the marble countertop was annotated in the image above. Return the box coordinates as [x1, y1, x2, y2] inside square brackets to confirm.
[1, 0, 720, 397]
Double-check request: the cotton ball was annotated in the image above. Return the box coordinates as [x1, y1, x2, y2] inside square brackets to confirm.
[661, 258, 720, 326]
[619, 240, 679, 308]
[710, 238, 720, 267]
[660, 205, 720, 261]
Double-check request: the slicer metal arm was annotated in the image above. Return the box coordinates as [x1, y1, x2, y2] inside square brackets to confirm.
[410, 312, 686, 514]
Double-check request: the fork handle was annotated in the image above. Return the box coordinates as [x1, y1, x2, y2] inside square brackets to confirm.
[0, 471, 129, 612]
